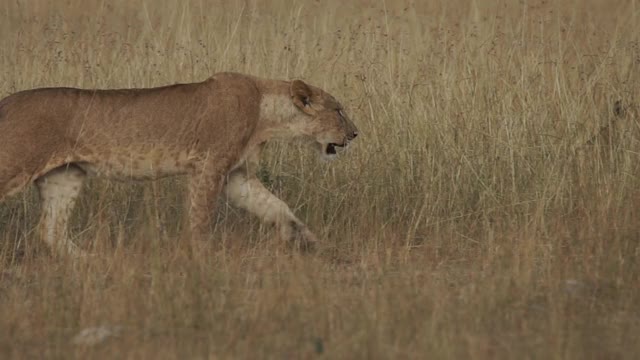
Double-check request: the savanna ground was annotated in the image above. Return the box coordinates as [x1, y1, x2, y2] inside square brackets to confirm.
[0, 0, 639, 358]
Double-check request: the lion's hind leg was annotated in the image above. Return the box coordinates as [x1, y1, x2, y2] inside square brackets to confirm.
[0, 122, 64, 202]
[35, 164, 86, 256]
[0, 172, 32, 202]
[0, 150, 35, 202]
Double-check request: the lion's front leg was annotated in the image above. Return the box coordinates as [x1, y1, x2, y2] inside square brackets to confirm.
[224, 168, 318, 251]
[187, 161, 228, 243]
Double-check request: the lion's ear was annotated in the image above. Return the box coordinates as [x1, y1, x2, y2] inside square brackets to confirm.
[290, 80, 315, 115]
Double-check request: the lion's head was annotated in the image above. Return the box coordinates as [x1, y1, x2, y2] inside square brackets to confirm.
[289, 80, 358, 159]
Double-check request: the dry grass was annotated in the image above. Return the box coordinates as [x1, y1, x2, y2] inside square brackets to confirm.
[1, 0, 639, 358]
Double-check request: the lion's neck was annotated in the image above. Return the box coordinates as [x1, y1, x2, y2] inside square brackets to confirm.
[257, 93, 309, 141]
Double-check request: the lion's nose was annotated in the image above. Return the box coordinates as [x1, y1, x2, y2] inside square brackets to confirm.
[348, 131, 358, 140]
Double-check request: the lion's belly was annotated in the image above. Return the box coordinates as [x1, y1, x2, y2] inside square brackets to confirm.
[75, 146, 196, 180]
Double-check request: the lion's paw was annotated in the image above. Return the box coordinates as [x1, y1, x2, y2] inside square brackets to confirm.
[281, 221, 318, 253]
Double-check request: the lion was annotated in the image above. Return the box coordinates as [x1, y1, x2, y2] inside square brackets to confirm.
[0, 72, 358, 255]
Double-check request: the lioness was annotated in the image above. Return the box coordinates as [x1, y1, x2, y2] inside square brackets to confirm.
[0, 72, 358, 255]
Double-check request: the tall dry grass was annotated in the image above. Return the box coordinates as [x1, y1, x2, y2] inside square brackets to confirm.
[0, 0, 639, 358]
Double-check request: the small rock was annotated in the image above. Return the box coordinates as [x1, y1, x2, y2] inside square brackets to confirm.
[72, 325, 122, 346]
[563, 279, 587, 297]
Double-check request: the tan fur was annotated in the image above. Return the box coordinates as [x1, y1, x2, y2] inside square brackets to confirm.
[0, 72, 358, 255]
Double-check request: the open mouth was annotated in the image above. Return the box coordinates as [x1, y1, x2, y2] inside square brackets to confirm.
[325, 142, 346, 155]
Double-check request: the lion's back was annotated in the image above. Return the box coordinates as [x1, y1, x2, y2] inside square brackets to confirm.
[0, 75, 263, 152]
